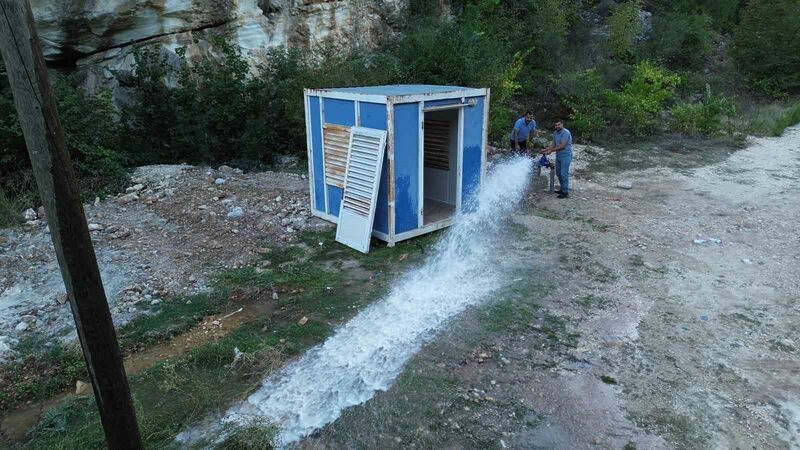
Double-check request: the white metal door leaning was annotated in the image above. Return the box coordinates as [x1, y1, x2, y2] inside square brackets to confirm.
[335, 126, 388, 253]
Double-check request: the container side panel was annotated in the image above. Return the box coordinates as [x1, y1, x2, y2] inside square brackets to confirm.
[461, 97, 484, 210]
[309, 96, 326, 213]
[327, 185, 343, 217]
[323, 98, 356, 126]
[393, 103, 420, 233]
[360, 102, 389, 234]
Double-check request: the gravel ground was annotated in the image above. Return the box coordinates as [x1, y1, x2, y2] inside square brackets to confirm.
[0, 163, 324, 363]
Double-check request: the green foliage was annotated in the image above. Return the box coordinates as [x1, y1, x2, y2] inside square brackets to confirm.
[733, 0, 800, 96]
[608, 0, 643, 61]
[52, 79, 128, 197]
[118, 46, 178, 164]
[646, 12, 713, 70]
[0, 339, 86, 411]
[650, 0, 742, 32]
[739, 101, 800, 136]
[556, 69, 608, 140]
[670, 85, 735, 136]
[1, 76, 125, 226]
[606, 61, 681, 135]
[0, 90, 24, 170]
[121, 38, 269, 164]
[219, 417, 277, 449]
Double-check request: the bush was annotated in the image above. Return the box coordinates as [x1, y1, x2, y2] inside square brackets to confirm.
[121, 38, 269, 164]
[646, 12, 713, 70]
[608, 0, 643, 62]
[606, 61, 681, 135]
[1, 76, 125, 226]
[733, 0, 800, 96]
[556, 69, 608, 140]
[650, 0, 742, 32]
[118, 46, 180, 164]
[53, 78, 127, 197]
[670, 85, 735, 136]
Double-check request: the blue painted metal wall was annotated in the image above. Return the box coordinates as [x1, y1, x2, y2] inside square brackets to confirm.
[308, 96, 326, 213]
[393, 103, 420, 234]
[323, 98, 356, 126]
[461, 96, 484, 210]
[322, 98, 355, 216]
[360, 102, 390, 234]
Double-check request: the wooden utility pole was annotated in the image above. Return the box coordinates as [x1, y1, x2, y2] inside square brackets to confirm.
[0, 1, 142, 448]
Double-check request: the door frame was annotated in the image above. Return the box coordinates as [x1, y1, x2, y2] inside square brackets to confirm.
[418, 103, 464, 228]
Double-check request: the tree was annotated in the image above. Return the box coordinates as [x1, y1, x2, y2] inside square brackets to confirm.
[733, 0, 800, 96]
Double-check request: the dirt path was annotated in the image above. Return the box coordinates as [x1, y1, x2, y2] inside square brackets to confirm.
[307, 128, 799, 449]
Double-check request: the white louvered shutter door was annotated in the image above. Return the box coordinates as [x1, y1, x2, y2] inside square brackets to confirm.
[335, 127, 388, 253]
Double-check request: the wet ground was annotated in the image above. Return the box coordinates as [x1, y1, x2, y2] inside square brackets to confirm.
[301, 128, 800, 449]
[1, 128, 797, 449]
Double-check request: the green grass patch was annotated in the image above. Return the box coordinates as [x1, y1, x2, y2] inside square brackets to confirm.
[479, 277, 549, 334]
[9, 228, 442, 447]
[600, 374, 618, 385]
[23, 318, 332, 449]
[118, 292, 229, 352]
[739, 101, 800, 137]
[0, 338, 86, 412]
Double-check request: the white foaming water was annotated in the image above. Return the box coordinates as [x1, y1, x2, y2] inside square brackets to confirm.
[179, 156, 533, 446]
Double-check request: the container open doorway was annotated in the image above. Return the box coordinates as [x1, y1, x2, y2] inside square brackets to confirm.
[422, 108, 460, 226]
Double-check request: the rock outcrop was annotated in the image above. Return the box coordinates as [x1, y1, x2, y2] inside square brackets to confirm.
[30, 0, 405, 100]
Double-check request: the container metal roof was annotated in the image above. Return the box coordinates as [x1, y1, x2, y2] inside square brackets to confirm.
[315, 84, 473, 96]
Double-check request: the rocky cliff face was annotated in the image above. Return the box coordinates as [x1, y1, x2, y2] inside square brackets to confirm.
[30, 0, 405, 99]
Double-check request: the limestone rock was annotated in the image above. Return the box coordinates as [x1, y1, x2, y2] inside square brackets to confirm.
[75, 380, 92, 395]
[22, 208, 37, 221]
[118, 193, 139, 204]
[227, 207, 244, 218]
[615, 181, 633, 190]
[30, 0, 406, 104]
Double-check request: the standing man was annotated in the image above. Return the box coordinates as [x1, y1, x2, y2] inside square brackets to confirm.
[509, 111, 537, 154]
[540, 120, 573, 199]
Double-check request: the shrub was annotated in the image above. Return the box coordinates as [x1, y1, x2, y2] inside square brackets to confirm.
[556, 69, 609, 140]
[733, 0, 800, 96]
[646, 12, 713, 70]
[0, 89, 24, 173]
[670, 85, 735, 136]
[608, 0, 644, 61]
[118, 46, 180, 164]
[1, 76, 125, 226]
[651, 0, 742, 32]
[53, 78, 127, 197]
[173, 38, 268, 162]
[121, 38, 270, 164]
[606, 61, 681, 135]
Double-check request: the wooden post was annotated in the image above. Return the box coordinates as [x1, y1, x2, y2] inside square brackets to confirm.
[0, 1, 142, 448]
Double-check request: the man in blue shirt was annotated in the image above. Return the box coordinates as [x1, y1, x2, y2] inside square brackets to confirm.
[509, 111, 536, 153]
[540, 120, 573, 199]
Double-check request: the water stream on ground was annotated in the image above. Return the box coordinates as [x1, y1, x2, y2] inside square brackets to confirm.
[178, 156, 533, 446]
